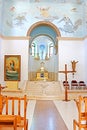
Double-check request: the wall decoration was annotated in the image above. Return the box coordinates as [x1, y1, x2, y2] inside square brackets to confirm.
[35, 6, 59, 22]
[4, 55, 21, 81]
[0, 0, 87, 37]
[57, 16, 82, 33]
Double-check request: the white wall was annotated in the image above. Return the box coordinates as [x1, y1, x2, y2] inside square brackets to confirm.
[84, 38, 87, 84]
[0, 39, 29, 85]
[0, 37, 2, 84]
[58, 40, 85, 83]
[0, 38, 86, 85]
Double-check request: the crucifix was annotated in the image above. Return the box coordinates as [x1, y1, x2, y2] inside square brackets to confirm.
[59, 64, 75, 81]
[59, 64, 75, 101]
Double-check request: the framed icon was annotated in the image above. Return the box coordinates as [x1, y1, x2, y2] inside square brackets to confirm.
[4, 55, 21, 81]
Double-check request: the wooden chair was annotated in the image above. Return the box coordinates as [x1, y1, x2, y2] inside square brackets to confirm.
[0, 95, 28, 130]
[73, 96, 87, 130]
[71, 80, 78, 89]
[63, 81, 69, 89]
[79, 81, 86, 89]
[0, 95, 16, 129]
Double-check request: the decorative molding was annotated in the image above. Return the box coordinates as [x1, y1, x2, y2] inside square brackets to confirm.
[57, 37, 84, 41]
[0, 34, 87, 41]
[0, 35, 29, 40]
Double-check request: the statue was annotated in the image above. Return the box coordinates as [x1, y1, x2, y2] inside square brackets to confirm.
[71, 60, 78, 72]
[40, 62, 45, 72]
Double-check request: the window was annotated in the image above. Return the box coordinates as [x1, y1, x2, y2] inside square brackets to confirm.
[30, 35, 55, 60]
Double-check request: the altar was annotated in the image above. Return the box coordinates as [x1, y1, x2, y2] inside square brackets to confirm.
[36, 71, 48, 80]
[36, 61, 48, 81]
[29, 61, 58, 81]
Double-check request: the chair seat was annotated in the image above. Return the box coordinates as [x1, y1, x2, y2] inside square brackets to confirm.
[0, 115, 16, 129]
[79, 83, 86, 86]
[0, 115, 16, 121]
[71, 83, 78, 86]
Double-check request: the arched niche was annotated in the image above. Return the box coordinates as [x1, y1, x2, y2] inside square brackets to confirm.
[27, 21, 61, 81]
[27, 21, 61, 37]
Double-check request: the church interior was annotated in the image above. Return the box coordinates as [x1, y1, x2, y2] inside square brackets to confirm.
[0, 0, 87, 130]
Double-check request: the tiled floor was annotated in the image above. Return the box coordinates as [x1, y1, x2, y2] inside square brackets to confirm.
[28, 99, 78, 130]
[54, 100, 78, 130]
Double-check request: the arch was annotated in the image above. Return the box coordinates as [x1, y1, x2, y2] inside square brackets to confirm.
[27, 21, 61, 37]
[27, 21, 60, 81]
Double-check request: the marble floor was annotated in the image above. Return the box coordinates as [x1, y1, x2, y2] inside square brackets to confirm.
[28, 99, 78, 130]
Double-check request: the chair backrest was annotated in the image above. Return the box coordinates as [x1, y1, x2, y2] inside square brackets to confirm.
[77, 96, 87, 124]
[63, 81, 68, 83]
[0, 95, 6, 114]
[71, 80, 78, 83]
[2, 95, 28, 130]
[79, 81, 86, 86]
[79, 81, 84, 83]
[63, 81, 69, 87]
[71, 80, 78, 86]
[0, 95, 3, 114]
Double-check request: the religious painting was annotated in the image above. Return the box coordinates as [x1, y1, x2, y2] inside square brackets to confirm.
[4, 55, 21, 81]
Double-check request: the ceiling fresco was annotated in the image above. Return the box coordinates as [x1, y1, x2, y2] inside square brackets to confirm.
[0, 0, 87, 37]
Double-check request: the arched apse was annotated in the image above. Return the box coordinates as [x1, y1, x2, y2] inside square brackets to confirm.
[27, 21, 61, 81]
